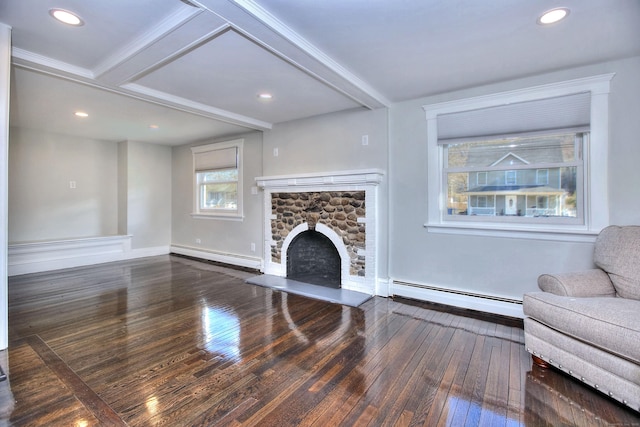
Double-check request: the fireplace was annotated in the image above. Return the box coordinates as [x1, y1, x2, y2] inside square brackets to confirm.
[256, 169, 385, 296]
[286, 230, 341, 288]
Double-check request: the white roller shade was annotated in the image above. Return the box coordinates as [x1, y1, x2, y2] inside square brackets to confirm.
[194, 147, 237, 171]
[437, 92, 591, 143]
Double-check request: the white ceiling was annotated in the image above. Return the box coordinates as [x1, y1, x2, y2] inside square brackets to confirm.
[2, 0, 639, 145]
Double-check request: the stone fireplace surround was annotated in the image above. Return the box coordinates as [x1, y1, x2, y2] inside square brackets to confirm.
[256, 169, 385, 296]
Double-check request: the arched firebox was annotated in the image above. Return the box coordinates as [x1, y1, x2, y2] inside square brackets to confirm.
[286, 230, 341, 288]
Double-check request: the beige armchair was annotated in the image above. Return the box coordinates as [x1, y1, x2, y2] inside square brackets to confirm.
[523, 225, 640, 412]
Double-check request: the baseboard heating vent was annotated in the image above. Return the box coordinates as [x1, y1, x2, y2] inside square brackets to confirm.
[393, 280, 523, 304]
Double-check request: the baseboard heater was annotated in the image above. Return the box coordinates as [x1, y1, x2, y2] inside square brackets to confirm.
[391, 280, 524, 318]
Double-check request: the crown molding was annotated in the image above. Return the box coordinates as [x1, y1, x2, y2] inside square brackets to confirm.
[12, 48, 94, 79]
[121, 83, 272, 130]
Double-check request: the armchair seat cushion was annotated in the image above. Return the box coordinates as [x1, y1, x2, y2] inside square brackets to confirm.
[524, 292, 640, 364]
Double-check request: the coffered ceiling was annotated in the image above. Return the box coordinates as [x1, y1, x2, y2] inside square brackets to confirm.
[2, 0, 639, 145]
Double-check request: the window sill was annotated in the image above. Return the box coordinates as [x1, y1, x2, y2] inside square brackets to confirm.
[191, 213, 244, 222]
[424, 222, 598, 242]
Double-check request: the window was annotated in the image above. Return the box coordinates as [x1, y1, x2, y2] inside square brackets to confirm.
[424, 74, 614, 240]
[191, 139, 243, 220]
[477, 172, 487, 186]
[469, 195, 495, 216]
[198, 169, 238, 210]
[536, 169, 549, 185]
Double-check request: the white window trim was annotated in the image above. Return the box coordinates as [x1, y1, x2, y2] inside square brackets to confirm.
[423, 73, 614, 241]
[191, 139, 244, 221]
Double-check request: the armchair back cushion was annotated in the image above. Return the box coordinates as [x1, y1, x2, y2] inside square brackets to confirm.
[594, 225, 640, 300]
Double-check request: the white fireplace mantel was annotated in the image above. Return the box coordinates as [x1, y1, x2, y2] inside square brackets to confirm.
[256, 169, 386, 296]
[255, 169, 384, 189]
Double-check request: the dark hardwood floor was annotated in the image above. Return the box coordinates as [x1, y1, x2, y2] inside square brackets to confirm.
[1, 255, 638, 426]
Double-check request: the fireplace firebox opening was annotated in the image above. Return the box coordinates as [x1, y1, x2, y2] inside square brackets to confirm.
[286, 230, 341, 288]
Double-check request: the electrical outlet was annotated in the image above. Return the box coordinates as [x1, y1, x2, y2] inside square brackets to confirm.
[250, 242, 256, 252]
[361, 135, 369, 146]
[195, 238, 201, 244]
[69, 180, 76, 189]
[273, 147, 279, 157]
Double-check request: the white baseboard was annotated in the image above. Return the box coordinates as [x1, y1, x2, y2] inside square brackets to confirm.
[375, 277, 391, 297]
[170, 244, 262, 270]
[127, 246, 171, 259]
[8, 236, 171, 276]
[341, 276, 374, 295]
[391, 280, 524, 319]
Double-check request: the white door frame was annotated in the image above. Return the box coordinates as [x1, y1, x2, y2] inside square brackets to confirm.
[0, 24, 10, 350]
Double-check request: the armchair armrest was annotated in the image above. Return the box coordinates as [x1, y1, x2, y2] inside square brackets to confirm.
[537, 269, 616, 297]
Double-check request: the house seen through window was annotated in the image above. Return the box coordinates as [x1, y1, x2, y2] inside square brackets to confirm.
[445, 131, 583, 219]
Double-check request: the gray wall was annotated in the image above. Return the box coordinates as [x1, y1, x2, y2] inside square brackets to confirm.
[8, 129, 172, 250]
[388, 55, 640, 299]
[122, 140, 172, 249]
[262, 108, 389, 176]
[171, 131, 263, 258]
[171, 108, 390, 273]
[117, 140, 128, 235]
[8, 128, 118, 242]
[262, 107, 390, 279]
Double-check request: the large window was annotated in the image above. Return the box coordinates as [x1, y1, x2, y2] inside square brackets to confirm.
[191, 139, 243, 220]
[424, 74, 614, 239]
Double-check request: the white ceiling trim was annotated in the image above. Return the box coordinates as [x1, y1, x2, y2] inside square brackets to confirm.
[121, 82, 272, 130]
[126, 24, 232, 84]
[230, 0, 392, 109]
[12, 47, 94, 80]
[93, 4, 204, 79]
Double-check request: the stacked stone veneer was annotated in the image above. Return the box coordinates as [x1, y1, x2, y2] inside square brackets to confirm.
[271, 191, 366, 276]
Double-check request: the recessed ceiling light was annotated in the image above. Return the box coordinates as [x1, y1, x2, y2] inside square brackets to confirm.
[537, 7, 570, 25]
[49, 9, 84, 26]
[74, 111, 89, 118]
[257, 93, 273, 100]
[149, 124, 160, 130]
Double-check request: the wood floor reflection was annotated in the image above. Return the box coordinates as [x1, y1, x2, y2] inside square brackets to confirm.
[2, 255, 639, 426]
